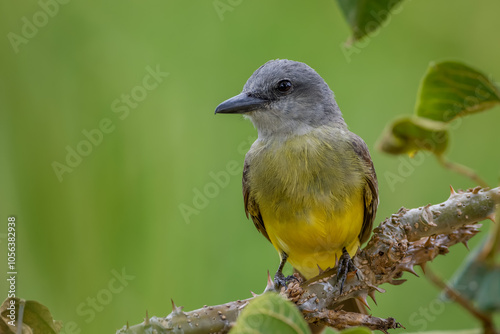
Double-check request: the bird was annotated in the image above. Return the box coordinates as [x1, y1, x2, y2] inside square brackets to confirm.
[215, 59, 378, 295]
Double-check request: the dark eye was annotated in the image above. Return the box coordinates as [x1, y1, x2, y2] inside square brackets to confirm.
[277, 80, 292, 93]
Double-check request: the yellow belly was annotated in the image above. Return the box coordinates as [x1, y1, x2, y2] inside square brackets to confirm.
[261, 190, 364, 279]
[247, 128, 367, 280]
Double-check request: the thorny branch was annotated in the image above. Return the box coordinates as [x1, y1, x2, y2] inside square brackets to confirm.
[117, 186, 500, 334]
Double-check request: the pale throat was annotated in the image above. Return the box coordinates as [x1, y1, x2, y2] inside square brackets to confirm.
[245, 116, 329, 142]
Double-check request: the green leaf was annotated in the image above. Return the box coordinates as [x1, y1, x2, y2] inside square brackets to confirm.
[229, 293, 311, 334]
[441, 239, 487, 302]
[0, 298, 62, 334]
[443, 236, 500, 312]
[403, 330, 481, 334]
[336, 0, 404, 42]
[476, 267, 500, 312]
[416, 61, 500, 122]
[376, 116, 449, 155]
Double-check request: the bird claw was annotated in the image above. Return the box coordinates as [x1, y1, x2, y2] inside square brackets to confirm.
[274, 272, 298, 290]
[337, 247, 358, 294]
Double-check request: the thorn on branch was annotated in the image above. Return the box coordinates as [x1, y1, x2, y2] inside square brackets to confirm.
[368, 290, 377, 305]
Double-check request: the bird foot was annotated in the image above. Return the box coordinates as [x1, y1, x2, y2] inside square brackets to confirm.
[274, 271, 298, 290]
[337, 247, 358, 294]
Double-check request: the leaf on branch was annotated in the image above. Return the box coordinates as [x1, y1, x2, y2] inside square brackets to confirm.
[376, 116, 448, 155]
[229, 293, 310, 334]
[377, 61, 500, 156]
[444, 236, 500, 313]
[336, 0, 405, 43]
[416, 61, 500, 122]
[476, 268, 500, 312]
[377, 61, 498, 184]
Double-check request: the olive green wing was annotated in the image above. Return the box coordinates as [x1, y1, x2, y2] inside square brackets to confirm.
[242, 160, 271, 243]
[351, 134, 379, 244]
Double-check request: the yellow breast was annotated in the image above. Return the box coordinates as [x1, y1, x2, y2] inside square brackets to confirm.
[247, 128, 366, 279]
[261, 192, 364, 279]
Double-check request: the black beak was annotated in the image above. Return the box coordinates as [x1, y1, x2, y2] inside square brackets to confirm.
[215, 93, 267, 114]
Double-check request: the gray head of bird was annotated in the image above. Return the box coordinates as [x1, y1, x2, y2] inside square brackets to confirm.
[215, 59, 346, 139]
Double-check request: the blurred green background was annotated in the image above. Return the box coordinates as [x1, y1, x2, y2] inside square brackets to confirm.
[1, 0, 500, 333]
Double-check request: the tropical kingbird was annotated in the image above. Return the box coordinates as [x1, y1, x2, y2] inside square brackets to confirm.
[215, 59, 378, 292]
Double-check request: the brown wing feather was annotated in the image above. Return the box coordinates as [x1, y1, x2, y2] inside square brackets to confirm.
[351, 135, 379, 244]
[242, 160, 271, 242]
